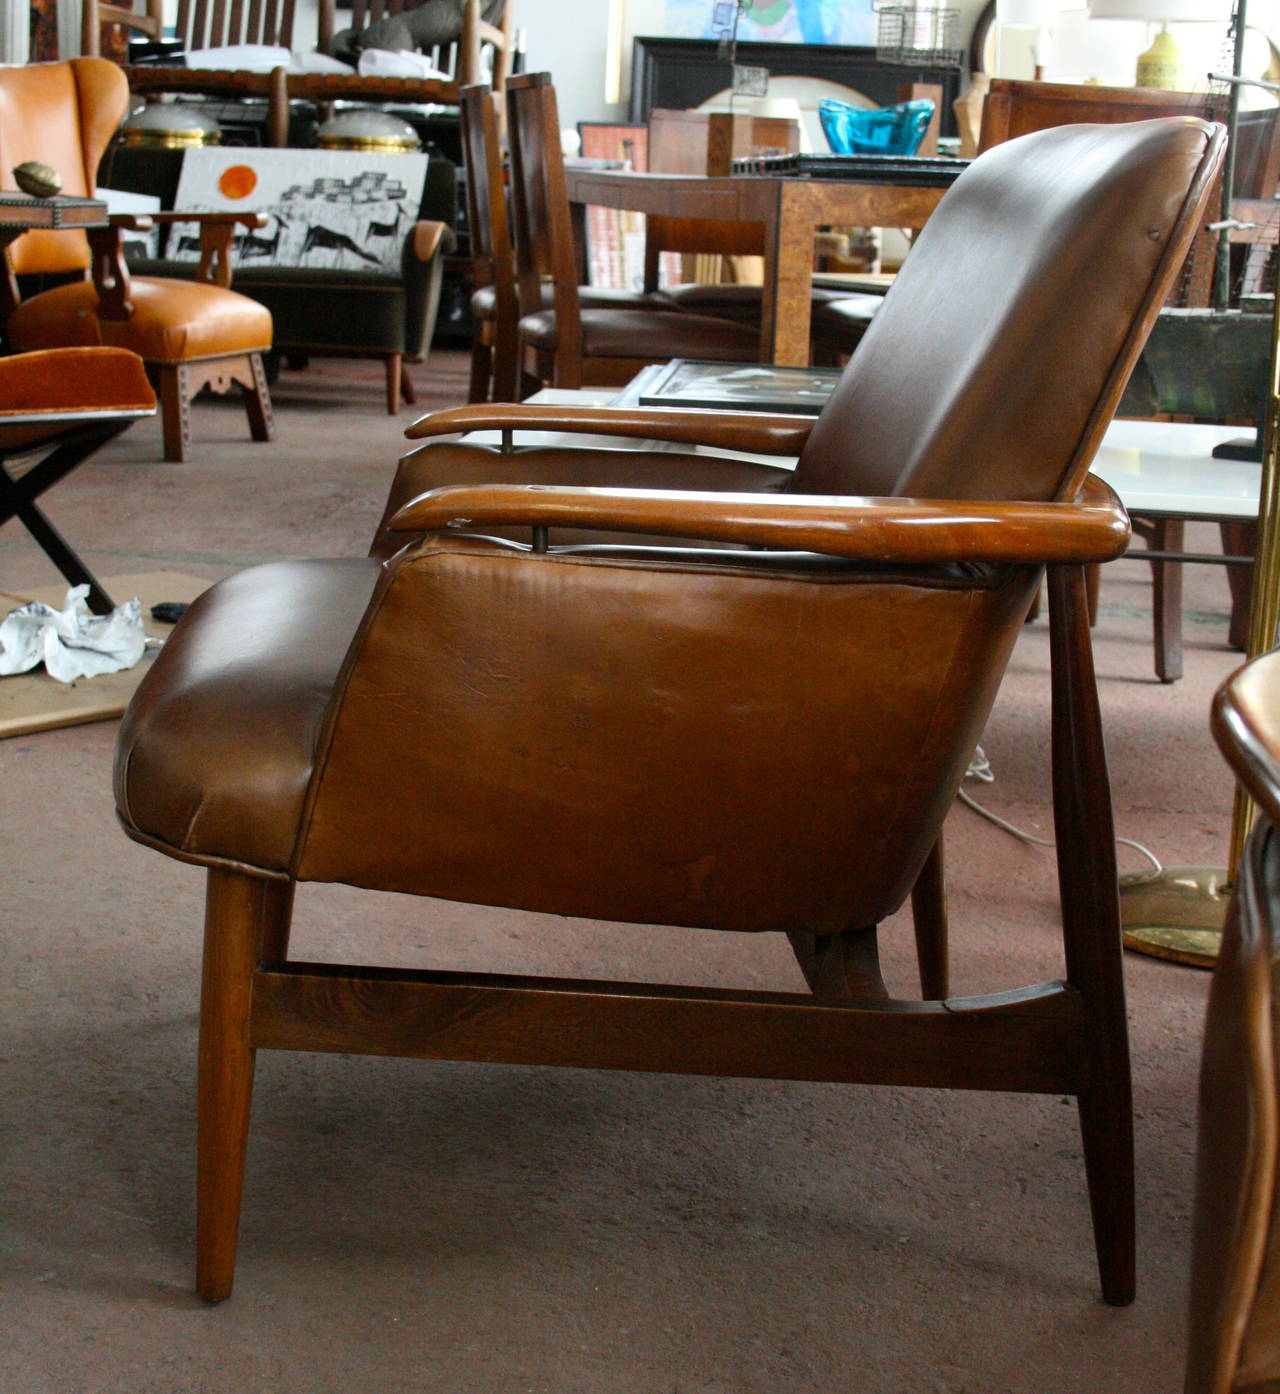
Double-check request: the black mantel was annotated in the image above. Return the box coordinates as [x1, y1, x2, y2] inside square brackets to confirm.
[629, 36, 962, 137]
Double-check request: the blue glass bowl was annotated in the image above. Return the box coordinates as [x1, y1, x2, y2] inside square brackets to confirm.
[818, 98, 936, 157]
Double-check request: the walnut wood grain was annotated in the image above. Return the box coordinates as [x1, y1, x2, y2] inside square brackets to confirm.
[390, 476, 1132, 565]
[564, 168, 947, 365]
[404, 402, 815, 454]
[249, 961, 1085, 1094]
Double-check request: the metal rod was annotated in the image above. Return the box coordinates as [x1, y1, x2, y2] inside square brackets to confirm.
[1213, 0, 1247, 313]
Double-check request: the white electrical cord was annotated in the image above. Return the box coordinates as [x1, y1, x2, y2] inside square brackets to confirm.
[961, 746, 1163, 873]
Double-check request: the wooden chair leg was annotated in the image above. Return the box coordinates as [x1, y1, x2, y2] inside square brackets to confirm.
[910, 835, 948, 999]
[1148, 518, 1184, 683]
[468, 337, 493, 403]
[401, 363, 416, 406]
[384, 354, 402, 415]
[1047, 565, 1134, 1306]
[156, 362, 191, 463]
[242, 354, 275, 444]
[197, 868, 294, 1303]
[1084, 562, 1100, 626]
[1221, 520, 1257, 652]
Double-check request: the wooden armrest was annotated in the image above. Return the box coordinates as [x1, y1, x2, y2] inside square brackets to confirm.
[390, 473, 1130, 565]
[404, 404, 814, 456]
[410, 221, 458, 262]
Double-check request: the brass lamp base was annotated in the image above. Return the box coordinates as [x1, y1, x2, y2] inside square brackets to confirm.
[1119, 865, 1231, 967]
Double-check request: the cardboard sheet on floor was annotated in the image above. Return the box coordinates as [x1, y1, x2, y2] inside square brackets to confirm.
[0, 572, 209, 737]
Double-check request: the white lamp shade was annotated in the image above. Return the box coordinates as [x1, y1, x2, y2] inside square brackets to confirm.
[999, 0, 1048, 28]
[1088, 0, 1229, 20]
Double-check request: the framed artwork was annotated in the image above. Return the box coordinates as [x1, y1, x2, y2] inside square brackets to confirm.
[663, 0, 878, 47]
[167, 147, 429, 274]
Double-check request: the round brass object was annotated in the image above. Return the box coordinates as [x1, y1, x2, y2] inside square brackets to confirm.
[121, 103, 221, 148]
[13, 161, 61, 198]
[316, 109, 421, 153]
[1119, 865, 1231, 968]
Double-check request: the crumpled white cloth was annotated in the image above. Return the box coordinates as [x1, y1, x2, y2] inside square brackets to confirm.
[0, 586, 147, 684]
[357, 48, 451, 81]
[184, 43, 291, 72]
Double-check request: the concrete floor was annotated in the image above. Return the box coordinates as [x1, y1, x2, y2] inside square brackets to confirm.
[0, 352, 1249, 1392]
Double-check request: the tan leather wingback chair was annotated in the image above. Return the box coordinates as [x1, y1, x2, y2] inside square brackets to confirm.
[0, 59, 273, 462]
[1191, 649, 1280, 1392]
[115, 117, 1224, 1305]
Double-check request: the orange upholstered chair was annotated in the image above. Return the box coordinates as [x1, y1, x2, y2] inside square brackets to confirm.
[0, 59, 274, 463]
[0, 346, 155, 609]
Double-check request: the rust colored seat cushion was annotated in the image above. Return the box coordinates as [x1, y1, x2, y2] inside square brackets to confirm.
[8, 277, 273, 363]
[517, 306, 760, 360]
[0, 345, 154, 417]
[115, 558, 382, 876]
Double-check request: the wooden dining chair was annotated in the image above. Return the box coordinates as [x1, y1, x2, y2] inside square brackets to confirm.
[1190, 648, 1280, 1392]
[0, 59, 274, 464]
[459, 84, 686, 403]
[115, 116, 1224, 1304]
[504, 73, 761, 393]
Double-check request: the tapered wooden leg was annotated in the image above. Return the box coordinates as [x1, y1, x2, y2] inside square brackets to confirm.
[156, 363, 191, 463]
[468, 337, 493, 403]
[1221, 520, 1257, 652]
[400, 364, 416, 405]
[384, 354, 402, 415]
[1047, 565, 1134, 1306]
[242, 354, 275, 443]
[1149, 519, 1184, 683]
[910, 836, 948, 1000]
[197, 868, 294, 1303]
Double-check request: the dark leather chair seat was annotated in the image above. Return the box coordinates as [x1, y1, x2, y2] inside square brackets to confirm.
[516, 306, 760, 359]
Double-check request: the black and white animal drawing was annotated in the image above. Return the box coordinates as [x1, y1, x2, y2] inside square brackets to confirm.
[301, 222, 382, 265]
[365, 206, 403, 242]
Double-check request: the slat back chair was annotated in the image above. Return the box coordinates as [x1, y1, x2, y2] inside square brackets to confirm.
[460, 83, 519, 402]
[504, 72, 759, 391]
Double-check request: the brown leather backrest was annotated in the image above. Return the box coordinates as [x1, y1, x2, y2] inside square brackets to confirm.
[0, 58, 128, 277]
[793, 118, 1225, 505]
[1194, 651, 1280, 1393]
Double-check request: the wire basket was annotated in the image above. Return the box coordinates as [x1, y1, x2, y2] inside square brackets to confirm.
[875, 5, 964, 67]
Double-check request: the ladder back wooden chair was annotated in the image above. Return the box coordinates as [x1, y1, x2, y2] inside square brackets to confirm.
[115, 116, 1224, 1306]
[504, 72, 761, 393]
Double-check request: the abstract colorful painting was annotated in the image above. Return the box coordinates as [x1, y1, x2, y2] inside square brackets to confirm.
[663, 0, 878, 47]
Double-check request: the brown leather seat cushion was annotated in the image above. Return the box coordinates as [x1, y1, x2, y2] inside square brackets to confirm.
[8, 277, 273, 363]
[517, 307, 760, 360]
[114, 558, 382, 875]
[469, 283, 667, 320]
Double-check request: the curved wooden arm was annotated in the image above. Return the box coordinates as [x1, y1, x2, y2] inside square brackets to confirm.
[404, 404, 815, 456]
[410, 220, 458, 262]
[390, 473, 1131, 565]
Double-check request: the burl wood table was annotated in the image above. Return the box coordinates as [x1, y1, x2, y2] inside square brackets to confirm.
[563, 167, 947, 366]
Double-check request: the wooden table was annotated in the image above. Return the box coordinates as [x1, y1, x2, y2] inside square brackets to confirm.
[0, 193, 108, 317]
[563, 168, 946, 366]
